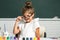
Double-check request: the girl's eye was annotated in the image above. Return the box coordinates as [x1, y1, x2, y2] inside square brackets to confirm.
[24, 16, 26, 18]
[28, 15, 30, 17]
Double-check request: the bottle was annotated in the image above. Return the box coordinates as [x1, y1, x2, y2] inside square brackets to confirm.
[0, 36, 2, 40]
[3, 24, 9, 37]
[34, 37, 37, 40]
[7, 36, 10, 40]
[0, 27, 3, 40]
[44, 32, 46, 38]
[3, 36, 6, 40]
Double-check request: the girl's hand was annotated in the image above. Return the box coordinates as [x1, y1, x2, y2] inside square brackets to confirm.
[16, 16, 23, 22]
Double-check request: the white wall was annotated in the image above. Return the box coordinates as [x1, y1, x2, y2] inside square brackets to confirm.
[39, 20, 60, 38]
[0, 18, 60, 38]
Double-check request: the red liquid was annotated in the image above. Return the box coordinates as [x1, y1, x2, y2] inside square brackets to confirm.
[37, 37, 40, 40]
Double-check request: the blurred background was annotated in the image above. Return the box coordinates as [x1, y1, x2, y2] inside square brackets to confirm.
[0, 0, 60, 18]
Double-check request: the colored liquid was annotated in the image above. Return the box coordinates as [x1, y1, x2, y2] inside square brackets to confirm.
[37, 37, 40, 40]
[14, 37, 16, 40]
[0, 37, 2, 40]
[10, 36, 14, 40]
[7, 37, 10, 40]
[3, 37, 6, 40]
[22, 37, 25, 40]
[34, 37, 37, 40]
[26, 37, 29, 40]
[0, 36, 41, 40]
[30, 37, 32, 40]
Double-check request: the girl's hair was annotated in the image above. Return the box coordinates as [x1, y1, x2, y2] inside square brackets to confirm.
[22, 1, 34, 15]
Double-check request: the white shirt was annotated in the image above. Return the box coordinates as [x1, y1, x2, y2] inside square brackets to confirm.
[18, 18, 40, 37]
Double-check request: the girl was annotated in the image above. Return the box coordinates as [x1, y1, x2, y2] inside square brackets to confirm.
[13, 1, 40, 38]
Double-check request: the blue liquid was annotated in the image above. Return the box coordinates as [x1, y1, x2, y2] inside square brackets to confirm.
[10, 36, 14, 40]
[14, 37, 16, 40]
[26, 37, 29, 40]
[30, 37, 32, 40]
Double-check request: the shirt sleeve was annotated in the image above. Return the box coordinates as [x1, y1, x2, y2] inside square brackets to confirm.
[33, 18, 40, 32]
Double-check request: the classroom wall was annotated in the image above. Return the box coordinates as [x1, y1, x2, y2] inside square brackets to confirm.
[0, 18, 60, 38]
[0, 0, 60, 18]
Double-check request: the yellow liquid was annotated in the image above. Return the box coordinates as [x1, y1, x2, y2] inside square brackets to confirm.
[34, 37, 37, 40]
[0, 36, 2, 40]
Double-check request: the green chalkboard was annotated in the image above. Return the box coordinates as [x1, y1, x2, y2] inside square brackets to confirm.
[0, 0, 60, 18]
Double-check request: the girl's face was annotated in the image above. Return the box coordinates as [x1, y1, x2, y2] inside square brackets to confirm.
[23, 10, 34, 23]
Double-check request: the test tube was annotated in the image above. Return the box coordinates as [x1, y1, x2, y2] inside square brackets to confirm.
[7, 36, 10, 40]
[3, 37, 6, 40]
[0, 36, 2, 40]
[14, 37, 16, 40]
[33, 37, 37, 40]
[26, 37, 29, 40]
[37, 37, 40, 40]
[30, 37, 32, 40]
[22, 37, 25, 40]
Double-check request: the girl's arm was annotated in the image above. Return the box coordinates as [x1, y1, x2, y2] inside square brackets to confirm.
[13, 16, 22, 35]
[13, 21, 21, 35]
[35, 27, 40, 38]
